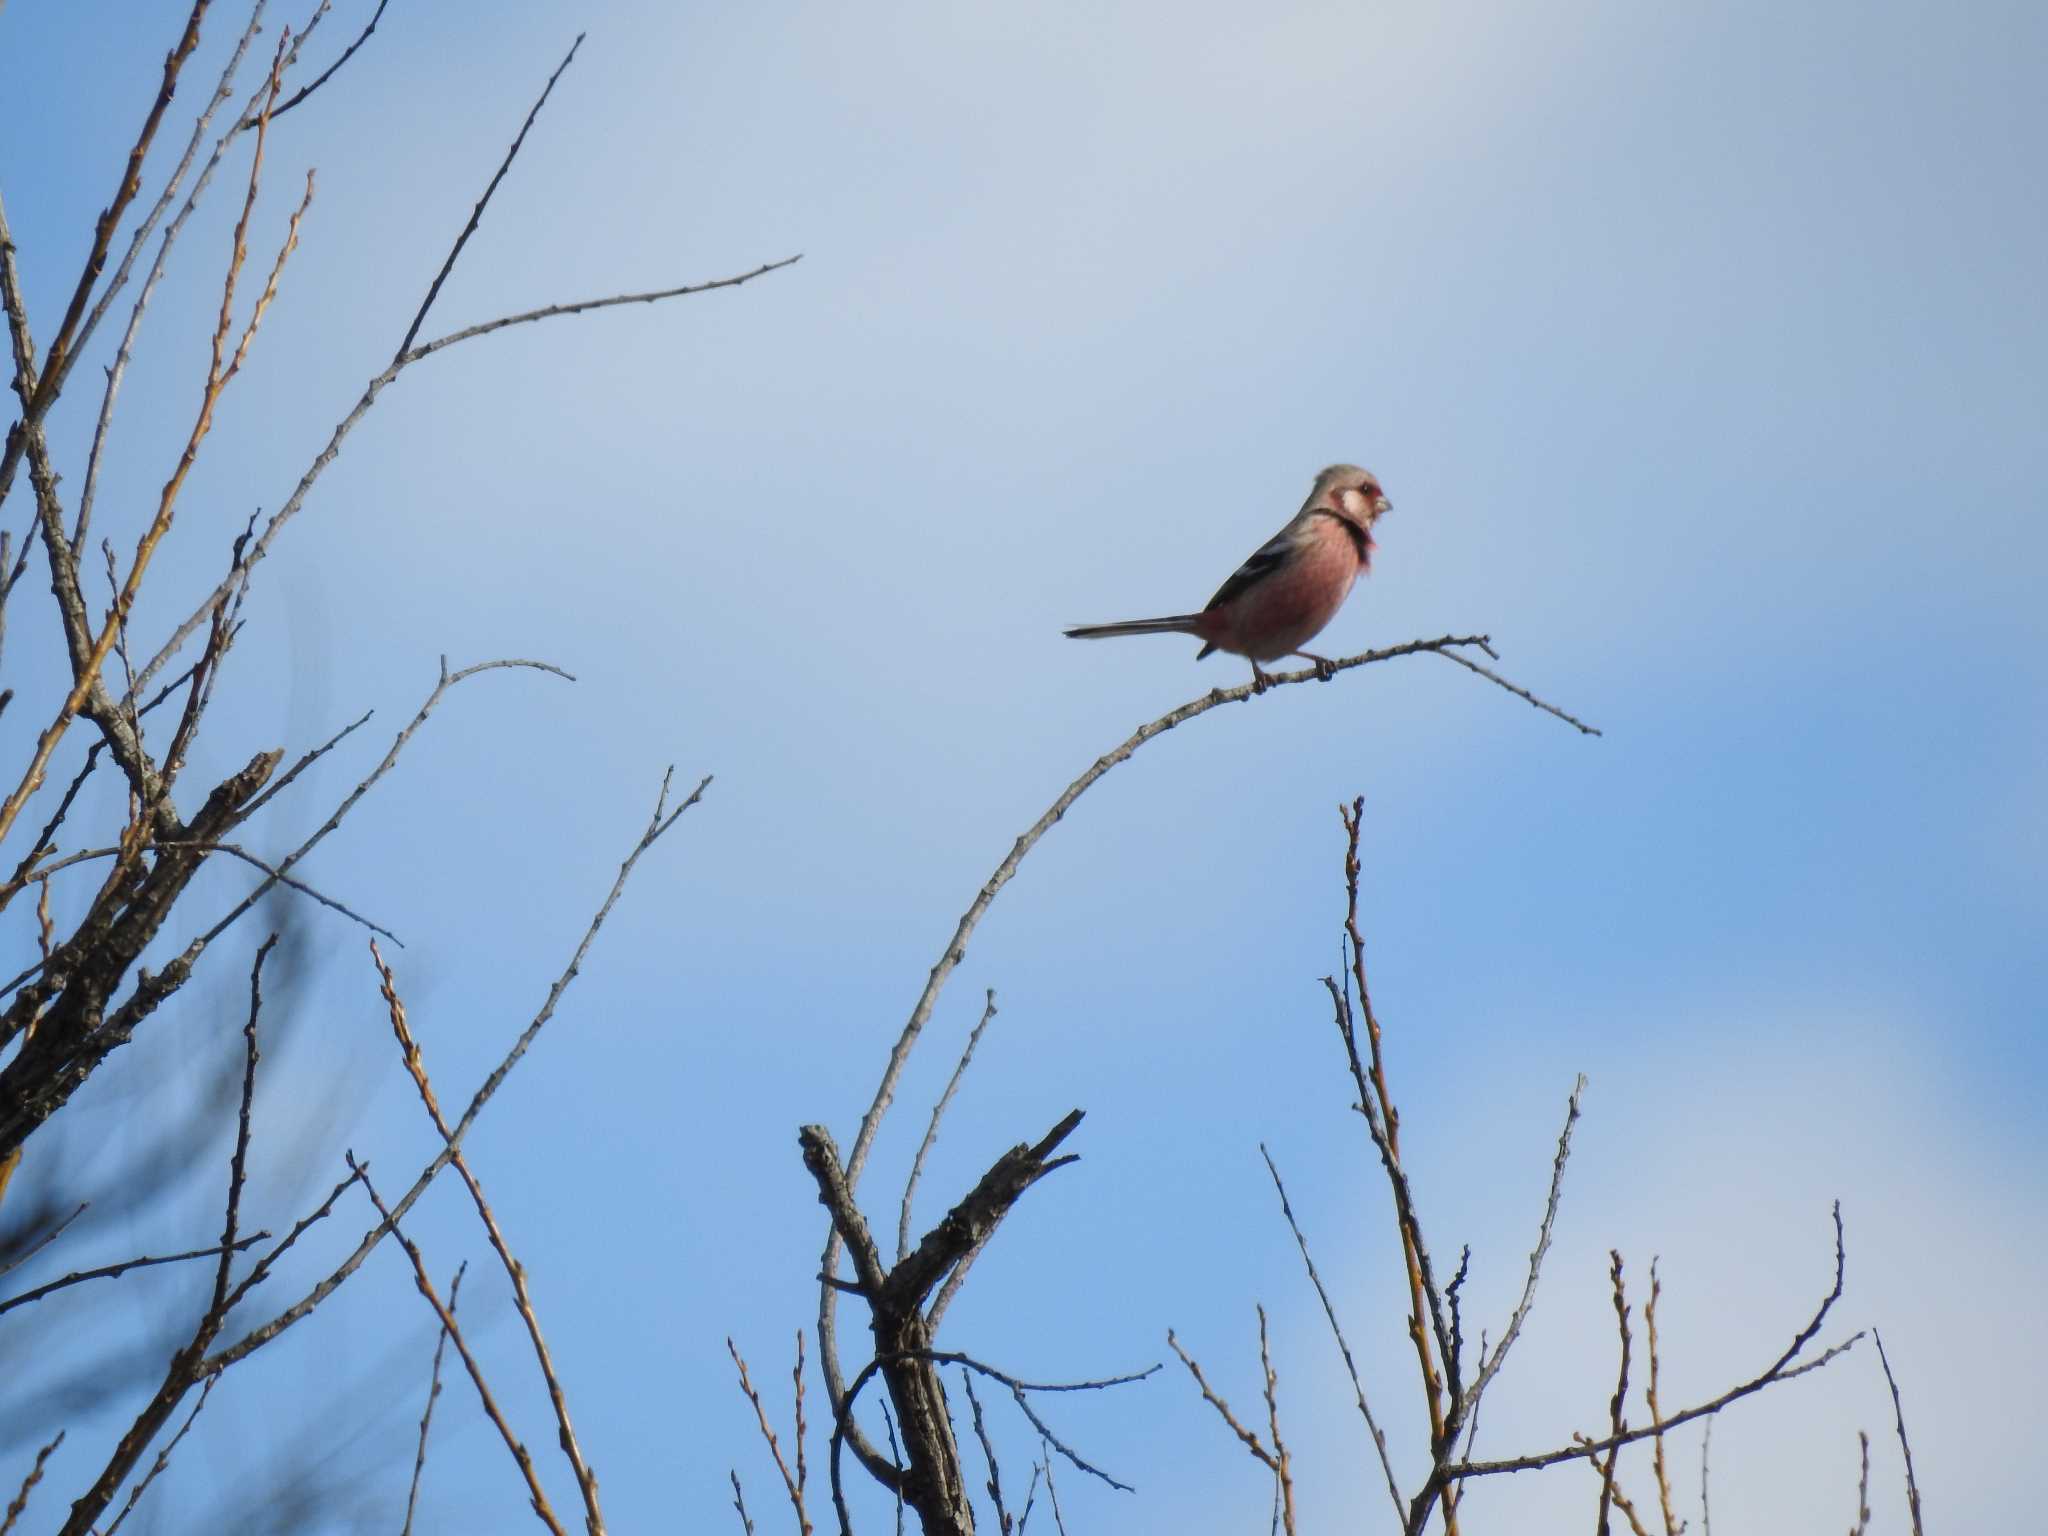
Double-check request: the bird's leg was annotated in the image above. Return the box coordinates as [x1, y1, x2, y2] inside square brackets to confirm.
[1249, 661, 1272, 694]
[1294, 651, 1337, 681]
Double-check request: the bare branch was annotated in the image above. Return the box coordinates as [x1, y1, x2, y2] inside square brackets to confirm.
[1466, 1074, 1587, 1411]
[1849, 1430, 1870, 1536]
[1644, 1260, 1681, 1536]
[205, 768, 707, 1374]
[351, 1155, 568, 1536]
[0, 1232, 266, 1318]
[1872, 1330, 1923, 1536]
[1259, 1144, 1403, 1520]
[101, 1377, 216, 1536]
[371, 940, 603, 1532]
[401, 1261, 464, 1536]
[0, 1431, 62, 1536]
[729, 1338, 813, 1536]
[822, 633, 1583, 1449]
[395, 34, 583, 361]
[900, 988, 998, 1262]
[1594, 1251, 1634, 1536]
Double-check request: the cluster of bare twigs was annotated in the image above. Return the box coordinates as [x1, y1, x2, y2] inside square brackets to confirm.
[1166, 801, 1925, 1536]
[0, 3, 786, 1529]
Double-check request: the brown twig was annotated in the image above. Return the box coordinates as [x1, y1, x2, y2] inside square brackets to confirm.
[371, 938, 604, 1535]
[1849, 1430, 1870, 1536]
[1595, 1251, 1634, 1536]
[1329, 799, 1456, 1531]
[0, 1431, 63, 1536]
[1872, 1330, 1923, 1536]
[402, 1262, 465, 1536]
[351, 1154, 567, 1536]
[728, 1336, 813, 1536]
[1644, 1260, 1682, 1536]
[1259, 1143, 1403, 1520]
[101, 1376, 216, 1536]
[0, 33, 303, 851]
[1257, 1306, 1297, 1536]
[1169, 1326, 1282, 1474]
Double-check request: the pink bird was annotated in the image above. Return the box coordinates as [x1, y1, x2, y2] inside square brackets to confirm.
[1065, 464, 1391, 690]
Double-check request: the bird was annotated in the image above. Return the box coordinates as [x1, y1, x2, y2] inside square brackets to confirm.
[1064, 464, 1391, 690]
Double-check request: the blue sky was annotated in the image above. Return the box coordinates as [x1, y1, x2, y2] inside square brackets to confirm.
[2, 1, 2042, 1531]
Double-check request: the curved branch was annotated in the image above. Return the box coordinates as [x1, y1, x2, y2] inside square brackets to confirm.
[818, 632, 1596, 1439]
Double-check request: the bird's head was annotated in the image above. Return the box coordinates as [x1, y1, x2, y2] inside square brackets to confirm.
[1314, 464, 1391, 526]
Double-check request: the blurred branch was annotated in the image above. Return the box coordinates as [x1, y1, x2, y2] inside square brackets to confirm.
[1849, 1430, 1871, 1536]
[52, 938, 274, 1536]
[204, 767, 707, 1374]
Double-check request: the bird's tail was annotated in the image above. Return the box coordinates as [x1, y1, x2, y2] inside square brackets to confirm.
[1063, 615, 1207, 641]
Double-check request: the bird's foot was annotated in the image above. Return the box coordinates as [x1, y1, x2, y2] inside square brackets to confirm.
[1297, 651, 1337, 681]
[1249, 663, 1272, 695]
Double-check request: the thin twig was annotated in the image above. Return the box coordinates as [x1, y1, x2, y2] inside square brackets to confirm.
[402, 1262, 465, 1536]
[728, 1471, 756, 1536]
[1442, 1207, 1859, 1486]
[0, 1431, 63, 1536]
[1259, 1144, 1403, 1520]
[1595, 1251, 1633, 1536]
[1644, 1260, 1682, 1536]
[371, 940, 604, 1535]
[1849, 1430, 1871, 1536]
[195, 658, 568, 950]
[1170, 1327, 1280, 1471]
[205, 770, 707, 1374]
[1872, 1330, 1923, 1536]
[394, 34, 584, 362]
[962, 1370, 1010, 1533]
[351, 1154, 567, 1536]
[101, 1376, 217, 1536]
[900, 989, 998, 1262]
[1466, 1074, 1588, 1409]
[269, 0, 390, 119]
[729, 1337, 813, 1536]
[0, 1232, 267, 1317]
[1257, 1306, 1296, 1536]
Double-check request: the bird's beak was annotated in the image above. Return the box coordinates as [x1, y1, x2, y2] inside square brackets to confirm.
[1372, 494, 1392, 518]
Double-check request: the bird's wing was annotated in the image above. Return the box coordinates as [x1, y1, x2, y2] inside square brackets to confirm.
[1202, 520, 1304, 612]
